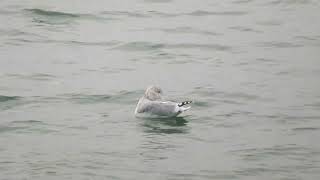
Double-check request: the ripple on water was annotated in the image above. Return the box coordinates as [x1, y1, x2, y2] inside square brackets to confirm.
[0, 120, 56, 134]
[0, 95, 21, 102]
[61, 90, 141, 105]
[5, 73, 57, 81]
[143, 27, 221, 36]
[186, 10, 249, 16]
[25, 8, 81, 18]
[24, 8, 112, 25]
[0, 95, 26, 111]
[292, 127, 320, 132]
[112, 41, 232, 52]
[257, 41, 303, 48]
[141, 117, 189, 134]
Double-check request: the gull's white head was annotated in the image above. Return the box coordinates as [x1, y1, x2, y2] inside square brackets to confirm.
[144, 85, 162, 101]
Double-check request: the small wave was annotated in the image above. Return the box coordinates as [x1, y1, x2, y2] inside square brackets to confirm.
[101, 11, 150, 18]
[0, 95, 29, 111]
[292, 127, 319, 132]
[6, 73, 57, 81]
[24, 8, 112, 25]
[8, 37, 120, 47]
[112, 42, 164, 51]
[232, 0, 254, 4]
[0, 126, 26, 133]
[0, 95, 21, 102]
[193, 101, 211, 107]
[257, 41, 303, 48]
[61, 90, 140, 104]
[143, 27, 221, 36]
[186, 10, 249, 16]
[113, 41, 232, 52]
[42, 40, 120, 47]
[25, 8, 81, 18]
[229, 26, 262, 33]
[62, 94, 112, 104]
[11, 120, 44, 124]
[231, 144, 310, 161]
[256, 20, 283, 26]
[265, 0, 315, 6]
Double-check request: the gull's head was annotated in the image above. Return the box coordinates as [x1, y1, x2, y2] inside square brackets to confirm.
[144, 85, 162, 101]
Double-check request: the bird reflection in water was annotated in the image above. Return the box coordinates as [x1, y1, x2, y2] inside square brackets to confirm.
[140, 116, 190, 134]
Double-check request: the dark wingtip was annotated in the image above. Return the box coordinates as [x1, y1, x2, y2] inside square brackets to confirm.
[178, 101, 193, 107]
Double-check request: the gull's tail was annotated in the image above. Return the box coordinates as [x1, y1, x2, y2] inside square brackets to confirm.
[178, 101, 192, 107]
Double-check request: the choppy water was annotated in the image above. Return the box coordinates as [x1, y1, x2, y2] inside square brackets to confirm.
[1, 0, 320, 179]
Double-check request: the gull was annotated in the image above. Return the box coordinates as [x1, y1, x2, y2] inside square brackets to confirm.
[135, 86, 192, 117]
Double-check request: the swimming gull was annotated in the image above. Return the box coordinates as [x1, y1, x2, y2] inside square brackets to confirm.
[135, 86, 192, 117]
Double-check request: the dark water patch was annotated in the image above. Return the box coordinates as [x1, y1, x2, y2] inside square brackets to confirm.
[0, 95, 28, 111]
[25, 8, 81, 18]
[141, 117, 189, 134]
[24, 8, 112, 25]
[0, 95, 21, 102]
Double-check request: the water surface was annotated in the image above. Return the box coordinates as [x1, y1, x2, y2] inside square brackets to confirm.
[0, 0, 320, 179]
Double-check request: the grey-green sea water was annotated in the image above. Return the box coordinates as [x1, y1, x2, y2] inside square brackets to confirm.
[1, 0, 320, 179]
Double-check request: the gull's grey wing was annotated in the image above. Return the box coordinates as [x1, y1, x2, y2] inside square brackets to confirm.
[137, 100, 180, 117]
